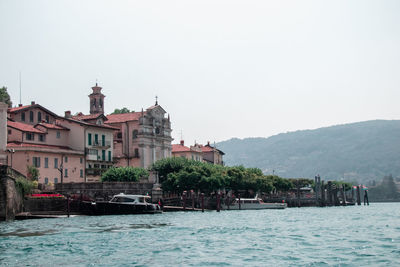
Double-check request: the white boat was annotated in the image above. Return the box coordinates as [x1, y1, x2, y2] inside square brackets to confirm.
[81, 193, 162, 215]
[221, 195, 287, 210]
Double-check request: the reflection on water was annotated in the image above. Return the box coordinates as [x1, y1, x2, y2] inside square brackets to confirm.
[0, 229, 56, 237]
[0, 203, 399, 266]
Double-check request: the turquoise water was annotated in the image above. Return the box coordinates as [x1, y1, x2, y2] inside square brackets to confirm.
[1, 203, 399, 266]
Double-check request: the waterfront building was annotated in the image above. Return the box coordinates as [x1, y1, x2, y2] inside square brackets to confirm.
[5, 87, 117, 183]
[6, 119, 85, 184]
[171, 140, 203, 162]
[0, 102, 8, 165]
[105, 104, 173, 168]
[200, 142, 225, 165]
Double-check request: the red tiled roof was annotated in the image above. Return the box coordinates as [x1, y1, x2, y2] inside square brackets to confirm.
[106, 112, 143, 124]
[8, 104, 32, 113]
[7, 142, 72, 150]
[72, 113, 105, 121]
[8, 103, 59, 117]
[200, 145, 214, 152]
[7, 121, 45, 134]
[172, 144, 191, 153]
[36, 122, 69, 130]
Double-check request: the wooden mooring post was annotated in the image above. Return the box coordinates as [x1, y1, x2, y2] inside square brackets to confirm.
[296, 180, 301, 207]
[182, 191, 187, 210]
[321, 181, 325, 207]
[356, 186, 361, 205]
[201, 193, 204, 212]
[216, 193, 221, 212]
[363, 189, 369, 206]
[67, 195, 70, 218]
[191, 191, 195, 210]
[238, 194, 241, 210]
[327, 181, 333, 206]
[340, 185, 346, 206]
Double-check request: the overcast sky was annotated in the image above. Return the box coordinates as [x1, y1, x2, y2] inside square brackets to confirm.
[1, 0, 399, 145]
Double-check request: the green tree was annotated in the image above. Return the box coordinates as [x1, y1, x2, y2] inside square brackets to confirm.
[112, 107, 131, 114]
[0, 86, 12, 107]
[27, 165, 39, 181]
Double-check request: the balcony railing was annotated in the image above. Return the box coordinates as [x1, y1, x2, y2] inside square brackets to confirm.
[92, 140, 111, 148]
[86, 168, 108, 176]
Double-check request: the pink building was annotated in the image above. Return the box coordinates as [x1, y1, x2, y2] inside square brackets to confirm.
[6, 118, 85, 184]
[105, 102, 173, 169]
[200, 142, 225, 165]
[171, 140, 203, 162]
[6, 86, 118, 183]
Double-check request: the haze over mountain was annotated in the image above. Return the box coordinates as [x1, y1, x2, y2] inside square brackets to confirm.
[217, 120, 400, 183]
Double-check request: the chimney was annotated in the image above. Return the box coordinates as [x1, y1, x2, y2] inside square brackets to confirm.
[18, 104, 23, 107]
[180, 140, 184, 146]
[31, 101, 35, 105]
[207, 141, 210, 146]
[64, 110, 72, 118]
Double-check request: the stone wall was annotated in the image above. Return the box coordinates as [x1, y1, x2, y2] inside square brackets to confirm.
[0, 166, 23, 221]
[55, 182, 155, 200]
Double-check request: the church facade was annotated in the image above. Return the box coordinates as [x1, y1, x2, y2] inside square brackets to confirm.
[84, 84, 173, 169]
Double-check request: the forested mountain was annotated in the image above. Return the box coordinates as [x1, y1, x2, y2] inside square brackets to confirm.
[217, 120, 400, 183]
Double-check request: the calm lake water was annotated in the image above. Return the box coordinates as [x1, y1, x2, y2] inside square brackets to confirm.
[0, 203, 399, 266]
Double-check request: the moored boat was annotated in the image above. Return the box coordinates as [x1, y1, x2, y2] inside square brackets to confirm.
[221, 195, 287, 210]
[81, 193, 162, 215]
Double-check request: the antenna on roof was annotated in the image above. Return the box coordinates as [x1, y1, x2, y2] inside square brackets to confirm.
[19, 71, 22, 105]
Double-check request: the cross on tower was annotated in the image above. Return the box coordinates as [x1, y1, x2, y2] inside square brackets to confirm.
[155, 95, 158, 105]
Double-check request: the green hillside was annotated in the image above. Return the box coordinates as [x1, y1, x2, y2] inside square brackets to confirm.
[217, 120, 400, 183]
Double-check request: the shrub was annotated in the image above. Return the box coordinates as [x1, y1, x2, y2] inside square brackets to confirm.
[101, 167, 149, 182]
[15, 177, 35, 196]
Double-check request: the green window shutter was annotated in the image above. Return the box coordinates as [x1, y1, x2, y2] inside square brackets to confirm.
[95, 134, 98, 145]
[102, 135, 105, 146]
[108, 151, 111, 162]
[102, 150, 105, 161]
[88, 133, 92, 145]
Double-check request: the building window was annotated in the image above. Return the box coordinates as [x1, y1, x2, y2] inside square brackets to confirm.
[80, 169, 83, 178]
[44, 177, 49, 184]
[54, 158, 58, 169]
[39, 134, 45, 142]
[88, 149, 97, 156]
[102, 150, 105, 161]
[64, 169, 68, 177]
[132, 130, 138, 139]
[29, 111, 34, 122]
[38, 112, 42, 122]
[44, 158, 48, 168]
[26, 133, 34, 141]
[33, 157, 41, 167]
[88, 133, 92, 145]
[65, 156, 68, 163]
[56, 131, 61, 138]
[108, 151, 111, 162]
[8, 130, 11, 134]
[117, 132, 122, 139]
[80, 157, 83, 164]
[155, 127, 160, 135]
[21, 113, 25, 121]
[95, 134, 99, 145]
[45, 115, 49, 123]
[54, 178, 58, 184]
[134, 148, 139, 158]
[102, 135, 105, 146]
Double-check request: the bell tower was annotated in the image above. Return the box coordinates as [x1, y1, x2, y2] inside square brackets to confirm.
[89, 83, 105, 114]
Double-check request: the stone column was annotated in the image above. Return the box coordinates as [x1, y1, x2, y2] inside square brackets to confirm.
[0, 102, 8, 165]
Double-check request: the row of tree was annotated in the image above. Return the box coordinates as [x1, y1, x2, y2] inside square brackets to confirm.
[151, 157, 312, 195]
